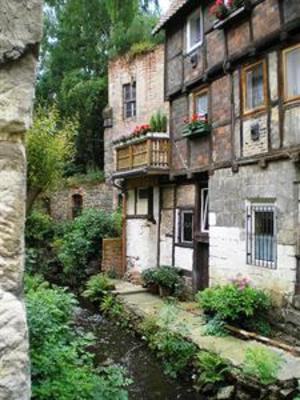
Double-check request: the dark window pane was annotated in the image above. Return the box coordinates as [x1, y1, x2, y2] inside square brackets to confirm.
[183, 212, 193, 242]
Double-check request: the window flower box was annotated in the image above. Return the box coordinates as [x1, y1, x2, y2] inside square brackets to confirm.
[210, 0, 251, 29]
[182, 114, 211, 139]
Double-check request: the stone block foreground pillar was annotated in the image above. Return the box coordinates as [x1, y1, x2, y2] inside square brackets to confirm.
[0, 1, 43, 399]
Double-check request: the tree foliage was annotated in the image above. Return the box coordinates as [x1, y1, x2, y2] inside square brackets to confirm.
[26, 106, 77, 212]
[37, 0, 163, 171]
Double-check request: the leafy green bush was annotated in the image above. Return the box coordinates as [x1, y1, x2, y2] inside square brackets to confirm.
[25, 211, 62, 279]
[196, 277, 271, 328]
[82, 274, 115, 303]
[57, 209, 122, 287]
[149, 330, 196, 378]
[141, 268, 158, 287]
[243, 346, 282, 385]
[154, 266, 184, 295]
[195, 351, 229, 385]
[25, 274, 130, 399]
[149, 111, 167, 133]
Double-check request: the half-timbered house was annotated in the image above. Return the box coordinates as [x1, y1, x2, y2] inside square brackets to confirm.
[153, 0, 300, 302]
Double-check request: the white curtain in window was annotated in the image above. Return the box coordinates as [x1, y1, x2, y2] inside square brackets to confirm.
[196, 94, 208, 115]
[286, 48, 300, 98]
[246, 64, 264, 110]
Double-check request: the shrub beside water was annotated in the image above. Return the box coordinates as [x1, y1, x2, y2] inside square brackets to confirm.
[195, 351, 229, 386]
[57, 208, 122, 287]
[82, 274, 115, 303]
[25, 274, 130, 400]
[197, 276, 272, 331]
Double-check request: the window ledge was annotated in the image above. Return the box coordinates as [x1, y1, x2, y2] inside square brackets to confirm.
[213, 5, 252, 30]
[175, 242, 194, 249]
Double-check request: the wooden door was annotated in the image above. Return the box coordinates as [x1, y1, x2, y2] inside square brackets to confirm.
[193, 178, 209, 292]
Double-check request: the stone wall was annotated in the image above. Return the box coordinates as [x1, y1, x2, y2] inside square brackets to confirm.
[209, 161, 299, 304]
[50, 182, 113, 221]
[0, 1, 43, 398]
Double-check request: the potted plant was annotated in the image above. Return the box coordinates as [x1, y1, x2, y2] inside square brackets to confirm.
[142, 268, 159, 294]
[182, 113, 211, 138]
[149, 111, 168, 133]
[210, 0, 245, 21]
[155, 266, 184, 297]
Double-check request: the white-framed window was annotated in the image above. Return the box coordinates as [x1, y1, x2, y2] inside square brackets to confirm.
[187, 8, 203, 54]
[283, 44, 300, 102]
[123, 82, 136, 119]
[201, 188, 209, 233]
[246, 203, 277, 268]
[177, 209, 194, 244]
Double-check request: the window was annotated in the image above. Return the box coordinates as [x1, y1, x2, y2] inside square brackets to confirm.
[72, 194, 83, 219]
[194, 89, 208, 118]
[126, 187, 154, 218]
[283, 44, 300, 102]
[187, 8, 203, 53]
[246, 204, 276, 268]
[201, 188, 209, 233]
[242, 61, 267, 114]
[178, 209, 194, 244]
[123, 82, 136, 119]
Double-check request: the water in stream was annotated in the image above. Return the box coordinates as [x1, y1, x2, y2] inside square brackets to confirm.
[78, 309, 204, 400]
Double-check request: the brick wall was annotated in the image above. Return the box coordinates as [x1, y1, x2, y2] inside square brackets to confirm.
[102, 238, 123, 277]
[50, 182, 113, 220]
[104, 45, 168, 179]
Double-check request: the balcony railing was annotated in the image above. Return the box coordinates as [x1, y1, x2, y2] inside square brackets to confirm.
[115, 133, 170, 174]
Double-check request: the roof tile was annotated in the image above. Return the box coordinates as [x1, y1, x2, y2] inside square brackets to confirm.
[153, 0, 189, 34]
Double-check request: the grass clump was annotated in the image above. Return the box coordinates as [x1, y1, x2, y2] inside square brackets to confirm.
[195, 351, 229, 386]
[243, 346, 283, 385]
[66, 168, 105, 187]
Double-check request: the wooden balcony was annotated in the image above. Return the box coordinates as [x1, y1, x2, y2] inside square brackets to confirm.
[114, 133, 170, 178]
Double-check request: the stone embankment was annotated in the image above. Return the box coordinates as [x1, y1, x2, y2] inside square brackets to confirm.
[113, 281, 300, 400]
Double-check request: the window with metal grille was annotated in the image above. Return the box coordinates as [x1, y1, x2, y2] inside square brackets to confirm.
[246, 204, 277, 268]
[123, 82, 136, 119]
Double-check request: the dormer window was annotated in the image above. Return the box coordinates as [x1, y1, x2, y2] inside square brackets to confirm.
[187, 8, 203, 54]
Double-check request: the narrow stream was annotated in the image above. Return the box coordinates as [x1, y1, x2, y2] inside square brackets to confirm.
[77, 308, 204, 400]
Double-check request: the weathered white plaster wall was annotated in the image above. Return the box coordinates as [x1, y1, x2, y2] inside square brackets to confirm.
[174, 246, 194, 271]
[126, 187, 160, 270]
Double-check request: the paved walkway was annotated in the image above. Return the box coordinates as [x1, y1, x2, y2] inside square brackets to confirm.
[113, 280, 300, 382]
